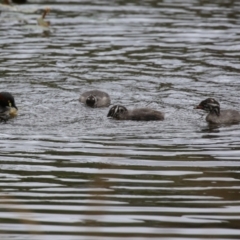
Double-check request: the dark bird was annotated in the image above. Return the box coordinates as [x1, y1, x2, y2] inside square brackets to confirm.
[195, 98, 240, 124]
[0, 92, 18, 122]
[79, 90, 111, 108]
[107, 105, 164, 121]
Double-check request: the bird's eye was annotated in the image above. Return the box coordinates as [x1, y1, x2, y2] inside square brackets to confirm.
[8, 101, 12, 107]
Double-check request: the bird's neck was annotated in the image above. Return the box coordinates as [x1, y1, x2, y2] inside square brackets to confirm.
[210, 105, 220, 116]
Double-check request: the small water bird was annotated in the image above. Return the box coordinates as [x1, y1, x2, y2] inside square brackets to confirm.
[195, 98, 240, 124]
[0, 92, 18, 122]
[107, 105, 164, 121]
[79, 90, 111, 108]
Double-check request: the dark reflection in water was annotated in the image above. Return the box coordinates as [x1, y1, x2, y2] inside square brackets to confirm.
[1, 0, 240, 239]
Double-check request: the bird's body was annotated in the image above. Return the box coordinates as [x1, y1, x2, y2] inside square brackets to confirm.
[107, 105, 164, 121]
[79, 90, 111, 108]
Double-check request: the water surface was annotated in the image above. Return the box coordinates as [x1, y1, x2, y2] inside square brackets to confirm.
[0, 0, 240, 239]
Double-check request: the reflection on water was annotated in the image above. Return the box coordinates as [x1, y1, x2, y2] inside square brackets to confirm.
[1, 0, 240, 239]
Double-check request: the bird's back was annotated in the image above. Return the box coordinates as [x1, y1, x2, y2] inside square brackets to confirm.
[127, 108, 164, 121]
[206, 109, 240, 124]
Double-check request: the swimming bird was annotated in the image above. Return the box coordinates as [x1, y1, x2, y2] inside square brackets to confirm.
[195, 98, 240, 124]
[107, 105, 164, 121]
[79, 90, 111, 108]
[0, 92, 18, 122]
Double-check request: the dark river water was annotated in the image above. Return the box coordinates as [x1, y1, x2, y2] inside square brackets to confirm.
[1, 0, 240, 239]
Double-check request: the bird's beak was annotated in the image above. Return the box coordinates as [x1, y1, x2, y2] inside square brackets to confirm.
[9, 106, 18, 117]
[194, 105, 202, 109]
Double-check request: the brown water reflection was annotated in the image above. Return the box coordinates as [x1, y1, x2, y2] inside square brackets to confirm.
[1, 0, 240, 239]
